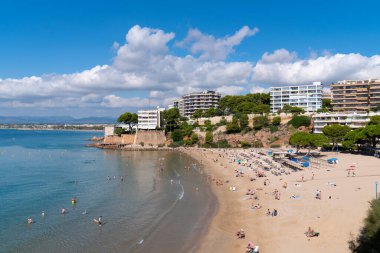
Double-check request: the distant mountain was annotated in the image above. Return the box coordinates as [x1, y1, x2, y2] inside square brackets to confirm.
[0, 116, 116, 124]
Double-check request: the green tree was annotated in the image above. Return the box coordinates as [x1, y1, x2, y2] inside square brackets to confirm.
[368, 115, 380, 125]
[190, 132, 199, 144]
[239, 114, 249, 130]
[219, 93, 270, 115]
[180, 121, 194, 137]
[282, 105, 305, 115]
[205, 131, 214, 145]
[348, 198, 380, 253]
[117, 112, 138, 131]
[272, 116, 281, 126]
[253, 115, 269, 130]
[114, 127, 124, 136]
[192, 109, 204, 119]
[289, 132, 309, 153]
[322, 98, 332, 111]
[252, 104, 270, 114]
[288, 115, 311, 128]
[343, 128, 366, 151]
[171, 129, 183, 143]
[226, 116, 241, 133]
[362, 124, 380, 148]
[322, 124, 351, 151]
[163, 108, 180, 132]
[306, 134, 328, 153]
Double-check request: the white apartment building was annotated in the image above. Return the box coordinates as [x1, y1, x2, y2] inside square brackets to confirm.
[137, 107, 165, 130]
[172, 90, 221, 117]
[312, 112, 380, 134]
[270, 82, 323, 113]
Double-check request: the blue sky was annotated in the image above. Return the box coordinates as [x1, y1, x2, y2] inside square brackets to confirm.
[0, 0, 379, 117]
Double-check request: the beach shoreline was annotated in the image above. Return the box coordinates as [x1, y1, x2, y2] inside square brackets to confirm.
[181, 147, 380, 253]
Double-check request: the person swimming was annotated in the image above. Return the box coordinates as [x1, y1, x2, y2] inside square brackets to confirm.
[61, 208, 66, 214]
[41, 211, 45, 217]
[27, 217, 33, 224]
[94, 216, 103, 226]
[82, 210, 87, 215]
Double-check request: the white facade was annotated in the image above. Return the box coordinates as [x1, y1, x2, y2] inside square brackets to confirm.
[270, 82, 322, 113]
[171, 91, 221, 117]
[312, 112, 380, 133]
[104, 126, 115, 137]
[137, 107, 164, 130]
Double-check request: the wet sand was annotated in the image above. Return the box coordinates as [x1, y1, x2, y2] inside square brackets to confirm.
[181, 148, 380, 253]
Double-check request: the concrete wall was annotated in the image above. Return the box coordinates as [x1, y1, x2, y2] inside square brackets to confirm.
[103, 134, 135, 145]
[135, 130, 166, 146]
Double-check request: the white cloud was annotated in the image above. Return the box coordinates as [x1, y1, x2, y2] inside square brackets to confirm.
[216, 85, 245, 95]
[261, 49, 297, 64]
[253, 50, 380, 85]
[101, 95, 161, 108]
[1, 25, 380, 116]
[177, 26, 259, 60]
[250, 86, 270, 93]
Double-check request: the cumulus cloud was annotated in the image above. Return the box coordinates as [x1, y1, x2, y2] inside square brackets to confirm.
[177, 25, 259, 60]
[1, 25, 380, 116]
[216, 85, 245, 95]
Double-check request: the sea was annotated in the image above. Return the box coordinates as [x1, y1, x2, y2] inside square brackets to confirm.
[0, 129, 217, 253]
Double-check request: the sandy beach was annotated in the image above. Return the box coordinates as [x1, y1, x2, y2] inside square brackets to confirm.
[181, 147, 380, 253]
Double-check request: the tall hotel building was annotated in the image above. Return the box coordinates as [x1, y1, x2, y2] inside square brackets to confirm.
[331, 79, 380, 111]
[270, 82, 323, 113]
[172, 90, 221, 117]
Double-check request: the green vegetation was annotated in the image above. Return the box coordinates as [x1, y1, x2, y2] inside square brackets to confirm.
[282, 105, 305, 115]
[349, 198, 380, 253]
[271, 116, 281, 126]
[268, 125, 278, 133]
[226, 116, 241, 133]
[219, 93, 270, 115]
[240, 141, 252, 148]
[114, 127, 124, 136]
[203, 107, 223, 117]
[117, 112, 138, 131]
[253, 115, 269, 130]
[239, 114, 249, 130]
[216, 139, 230, 148]
[289, 132, 328, 153]
[192, 109, 204, 119]
[288, 115, 311, 129]
[190, 133, 199, 144]
[171, 129, 183, 143]
[205, 131, 214, 145]
[322, 124, 351, 151]
[163, 108, 180, 132]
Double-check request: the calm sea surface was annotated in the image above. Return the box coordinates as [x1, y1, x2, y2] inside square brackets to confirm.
[0, 129, 216, 253]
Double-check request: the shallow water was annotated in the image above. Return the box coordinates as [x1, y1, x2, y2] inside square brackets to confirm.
[0, 130, 216, 253]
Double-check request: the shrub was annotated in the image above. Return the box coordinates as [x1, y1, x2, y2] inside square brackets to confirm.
[270, 136, 279, 143]
[268, 125, 278, 133]
[171, 129, 183, 142]
[240, 141, 252, 148]
[205, 131, 213, 145]
[216, 139, 230, 148]
[288, 115, 311, 128]
[272, 116, 281, 126]
[252, 140, 263, 148]
[349, 198, 380, 252]
[253, 115, 269, 130]
[270, 144, 281, 148]
[140, 142, 144, 147]
[114, 127, 125, 136]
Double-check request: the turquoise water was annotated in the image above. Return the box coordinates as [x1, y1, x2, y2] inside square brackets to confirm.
[0, 130, 216, 253]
